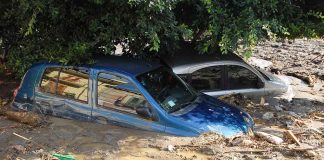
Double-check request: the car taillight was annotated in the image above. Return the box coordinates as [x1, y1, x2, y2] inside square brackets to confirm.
[13, 87, 19, 97]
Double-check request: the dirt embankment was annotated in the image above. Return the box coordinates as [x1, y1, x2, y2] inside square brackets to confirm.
[0, 39, 323, 160]
[253, 38, 324, 82]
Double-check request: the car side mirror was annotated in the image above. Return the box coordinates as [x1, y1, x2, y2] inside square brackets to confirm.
[257, 80, 264, 88]
[136, 106, 152, 119]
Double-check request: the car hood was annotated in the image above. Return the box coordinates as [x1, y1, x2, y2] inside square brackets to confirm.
[171, 94, 254, 137]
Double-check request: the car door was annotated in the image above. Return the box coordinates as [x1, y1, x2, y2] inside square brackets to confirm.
[54, 67, 92, 121]
[222, 65, 265, 96]
[35, 66, 65, 115]
[188, 65, 226, 97]
[91, 70, 165, 133]
[35, 66, 92, 121]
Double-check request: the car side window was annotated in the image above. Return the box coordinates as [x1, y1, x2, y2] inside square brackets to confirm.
[56, 68, 89, 102]
[190, 66, 222, 91]
[40, 67, 60, 94]
[97, 72, 153, 120]
[226, 65, 260, 89]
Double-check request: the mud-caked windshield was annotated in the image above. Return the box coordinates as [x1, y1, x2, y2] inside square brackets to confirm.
[137, 67, 197, 113]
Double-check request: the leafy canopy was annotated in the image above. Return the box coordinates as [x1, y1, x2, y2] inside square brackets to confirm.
[0, 0, 323, 77]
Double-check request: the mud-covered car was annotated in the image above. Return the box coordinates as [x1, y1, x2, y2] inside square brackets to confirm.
[161, 45, 288, 97]
[12, 56, 254, 137]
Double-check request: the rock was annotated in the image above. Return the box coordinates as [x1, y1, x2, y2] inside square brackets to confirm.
[306, 76, 314, 87]
[32, 149, 44, 155]
[242, 155, 254, 160]
[167, 145, 174, 152]
[248, 57, 273, 70]
[287, 111, 300, 118]
[262, 112, 274, 120]
[231, 138, 253, 146]
[11, 145, 26, 154]
[274, 105, 283, 111]
[306, 150, 317, 157]
[313, 82, 322, 92]
[199, 146, 219, 155]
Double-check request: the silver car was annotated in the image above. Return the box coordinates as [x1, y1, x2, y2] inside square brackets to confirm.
[162, 51, 288, 97]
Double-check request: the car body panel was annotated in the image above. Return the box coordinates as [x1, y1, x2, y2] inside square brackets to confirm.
[169, 94, 253, 137]
[12, 57, 254, 137]
[166, 55, 288, 97]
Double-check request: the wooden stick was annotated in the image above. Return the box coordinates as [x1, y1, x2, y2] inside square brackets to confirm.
[285, 130, 301, 146]
[13, 132, 31, 141]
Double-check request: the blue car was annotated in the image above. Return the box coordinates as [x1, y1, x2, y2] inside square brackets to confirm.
[11, 56, 254, 137]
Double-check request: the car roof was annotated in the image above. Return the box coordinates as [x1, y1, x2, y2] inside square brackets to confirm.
[94, 55, 162, 76]
[162, 42, 246, 68]
[39, 56, 162, 76]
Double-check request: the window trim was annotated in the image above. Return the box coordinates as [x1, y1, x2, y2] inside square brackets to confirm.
[39, 66, 60, 94]
[95, 71, 157, 121]
[38, 66, 90, 104]
[189, 65, 225, 92]
[224, 64, 263, 90]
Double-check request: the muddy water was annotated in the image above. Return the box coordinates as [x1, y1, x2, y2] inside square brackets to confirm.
[0, 115, 215, 159]
[0, 116, 166, 159]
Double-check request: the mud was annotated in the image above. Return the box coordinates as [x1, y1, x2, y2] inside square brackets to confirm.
[252, 38, 324, 81]
[0, 39, 323, 160]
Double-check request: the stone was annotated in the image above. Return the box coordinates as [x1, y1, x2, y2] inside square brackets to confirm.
[248, 57, 273, 70]
[199, 146, 218, 155]
[167, 145, 174, 152]
[306, 150, 317, 157]
[11, 145, 26, 154]
[242, 155, 254, 160]
[232, 139, 253, 146]
[274, 105, 283, 111]
[262, 112, 274, 120]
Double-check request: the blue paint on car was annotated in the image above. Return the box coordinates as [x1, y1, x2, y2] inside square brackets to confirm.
[11, 56, 254, 137]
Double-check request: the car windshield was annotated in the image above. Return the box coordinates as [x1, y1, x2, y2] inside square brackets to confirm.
[137, 67, 197, 113]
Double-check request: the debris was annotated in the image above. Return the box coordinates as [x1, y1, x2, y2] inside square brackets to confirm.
[32, 149, 44, 155]
[292, 119, 306, 127]
[5, 111, 42, 126]
[13, 132, 31, 141]
[260, 96, 265, 106]
[306, 76, 314, 87]
[10, 145, 26, 154]
[305, 150, 317, 157]
[287, 111, 300, 118]
[242, 155, 253, 160]
[0, 124, 21, 130]
[52, 153, 75, 160]
[199, 146, 219, 155]
[284, 130, 301, 146]
[274, 105, 283, 111]
[248, 57, 273, 70]
[254, 131, 283, 145]
[262, 112, 274, 120]
[167, 145, 175, 152]
[231, 138, 253, 146]
[313, 83, 322, 92]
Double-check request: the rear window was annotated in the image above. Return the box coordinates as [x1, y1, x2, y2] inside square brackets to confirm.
[40, 67, 60, 94]
[39, 67, 89, 103]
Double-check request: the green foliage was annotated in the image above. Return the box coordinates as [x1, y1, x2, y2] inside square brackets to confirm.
[0, 0, 323, 77]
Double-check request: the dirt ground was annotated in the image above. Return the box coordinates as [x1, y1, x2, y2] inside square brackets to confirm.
[0, 39, 323, 160]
